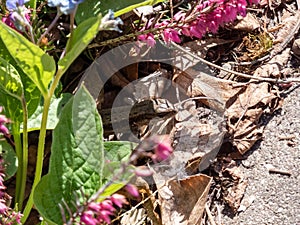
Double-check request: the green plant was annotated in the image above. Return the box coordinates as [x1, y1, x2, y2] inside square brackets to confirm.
[0, 0, 163, 223]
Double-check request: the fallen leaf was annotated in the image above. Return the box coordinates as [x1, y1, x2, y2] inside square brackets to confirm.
[233, 13, 260, 31]
[155, 174, 212, 225]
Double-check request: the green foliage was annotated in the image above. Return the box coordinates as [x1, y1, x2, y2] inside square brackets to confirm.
[101, 141, 136, 196]
[76, 0, 165, 24]
[0, 22, 56, 96]
[34, 86, 104, 224]
[34, 87, 136, 223]
[22, 93, 72, 132]
[0, 57, 23, 122]
[58, 15, 102, 75]
[0, 38, 40, 118]
[0, 140, 18, 180]
[0, 1, 144, 222]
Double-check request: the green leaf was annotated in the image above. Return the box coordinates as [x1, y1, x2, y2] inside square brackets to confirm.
[34, 85, 104, 224]
[0, 57, 23, 99]
[0, 140, 18, 180]
[0, 22, 56, 96]
[58, 15, 102, 75]
[0, 37, 41, 119]
[76, 0, 165, 24]
[0, 58, 23, 122]
[21, 93, 72, 132]
[101, 141, 136, 197]
[104, 141, 135, 162]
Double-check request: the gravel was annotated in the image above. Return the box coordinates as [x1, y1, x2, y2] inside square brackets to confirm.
[221, 84, 300, 225]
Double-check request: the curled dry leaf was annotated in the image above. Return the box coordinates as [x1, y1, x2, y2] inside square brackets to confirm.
[254, 48, 291, 78]
[222, 165, 248, 212]
[270, 10, 300, 58]
[226, 82, 282, 154]
[155, 174, 212, 225]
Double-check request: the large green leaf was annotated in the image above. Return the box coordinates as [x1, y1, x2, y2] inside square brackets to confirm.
[21, 93, 72, 132]
[58, 15, 102, 75]
[0, 38, 41, 119]
[34, 86, 104, 224]
[0, 22, 56, 96]
[76, 0, 165, 24]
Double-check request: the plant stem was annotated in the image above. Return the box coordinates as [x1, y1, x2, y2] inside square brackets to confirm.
[18, 96, 29, 210]
[13, 122, 22, 207]
[21, 68, 64, 223]
[29, 0, 37, 20]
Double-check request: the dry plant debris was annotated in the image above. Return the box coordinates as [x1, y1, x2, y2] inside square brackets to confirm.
[79, 0, 300, 224]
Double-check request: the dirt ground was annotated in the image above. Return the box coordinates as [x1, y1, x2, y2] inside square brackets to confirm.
[221, 85, 300, 225]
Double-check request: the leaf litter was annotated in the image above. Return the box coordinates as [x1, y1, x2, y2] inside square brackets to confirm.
[75, 0, 300, 224]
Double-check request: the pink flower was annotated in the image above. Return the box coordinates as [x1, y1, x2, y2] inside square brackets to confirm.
[125, 184, 140, 198]
[80, 194, 128, 225]
[138, 33, 156, 47]
[0, 158, 22, 224]
[151, 135, 173, 162]
[80, 211, 98, 225]
[0, 107, 10, 135]
[162, 28, 181, 43]
[2, 0, 31, 33]
[109, 194, 127, 208]
[138, 0, 259, 44]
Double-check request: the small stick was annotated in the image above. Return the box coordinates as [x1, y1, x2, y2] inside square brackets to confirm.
[268, 168, 292, 176]
[171, 42, 300, 84]
[265, 164, 292, 176]
[205, 204, 217, 225]
[278, 135, 296, 140]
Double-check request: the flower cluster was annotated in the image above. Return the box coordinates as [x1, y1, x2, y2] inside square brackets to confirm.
[80, 194, 128, 225]
[139, 0, 259, 45]
[1, 0, 31, 32]
[0, 107, 10, 136]
[0, 158, 22, 224]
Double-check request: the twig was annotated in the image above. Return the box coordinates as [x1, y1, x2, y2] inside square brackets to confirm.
[171, 42, 300, 84]
[265, 164, 292, 176]
[278, 135, 296, 140]
[205, 204, 217, 225]
[268, 168, 292, 176]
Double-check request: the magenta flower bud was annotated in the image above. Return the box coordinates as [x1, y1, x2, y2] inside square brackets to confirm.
[138, 33, 156, 47]
[110, 194, 127, 208]
[162, 28, 181, 43]
[151, 136, 173, 162]
[80, 211, 98, 225]
[0, 124, 9, 135]
[125, 184, 140, 198]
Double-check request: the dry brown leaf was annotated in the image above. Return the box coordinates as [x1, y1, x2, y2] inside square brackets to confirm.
[223, 165, 248, 212]
[226, 82, 282, 154]
[120, 208, 148, 225]
[270, 10, 300, 58]
[156, 174, 212, 225]
[254, 48, 291, 78]
[213, 159, 248, 212]
[233, 13, 260, 31]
